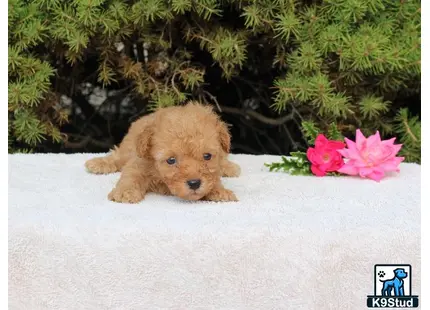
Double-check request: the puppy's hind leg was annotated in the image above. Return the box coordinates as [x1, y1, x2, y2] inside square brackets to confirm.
[85, 147, 125, 174]
[221, 158, 241, 177]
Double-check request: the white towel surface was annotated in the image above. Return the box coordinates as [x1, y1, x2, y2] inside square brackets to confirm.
[8, 153, 421, 310]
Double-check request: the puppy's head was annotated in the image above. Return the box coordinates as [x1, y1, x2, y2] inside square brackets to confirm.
[136, 102, 231, 200]
[394, 268, 408, 279]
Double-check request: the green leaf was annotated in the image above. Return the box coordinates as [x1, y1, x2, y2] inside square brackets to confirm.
[359, 95, 390, 119]
[13, 109, 47, 146]
[265, 152, 313, 176]
[274, 11, 300, 42]
[170, 0, 192, 14]
[393, 108, 421, 163]
[241, 4, 262, 29]
[301, 121, 320, 145]
[327, 123, 344, 141]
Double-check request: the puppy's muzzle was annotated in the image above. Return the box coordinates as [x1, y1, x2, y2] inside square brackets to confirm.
[187, 179, 201, 190]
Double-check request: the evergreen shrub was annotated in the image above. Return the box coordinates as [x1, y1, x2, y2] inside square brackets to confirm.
[8, 0, 421, 162]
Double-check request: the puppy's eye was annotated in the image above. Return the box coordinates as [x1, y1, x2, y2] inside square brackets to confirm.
[203, 153, 212, 160]
[166, 157, 176, 165]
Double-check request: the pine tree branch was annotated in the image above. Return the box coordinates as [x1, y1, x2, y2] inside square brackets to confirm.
[282, 124, 299, 150]
[198, 89, 222, 112]
[402, 118, 418, 143]
[64, 134, 114, 149]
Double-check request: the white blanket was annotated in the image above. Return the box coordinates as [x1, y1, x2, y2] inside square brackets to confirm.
[8, 154, 421, 309]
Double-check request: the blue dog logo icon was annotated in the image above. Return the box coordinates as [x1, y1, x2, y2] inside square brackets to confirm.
[367, 264, 419, 308]
[380, 268, 408, 296]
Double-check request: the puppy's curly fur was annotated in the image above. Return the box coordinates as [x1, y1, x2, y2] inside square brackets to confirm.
[85, 101, 241, 203]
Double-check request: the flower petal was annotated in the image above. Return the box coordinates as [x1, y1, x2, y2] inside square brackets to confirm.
[319, 162, 334, 172]
[307, 147, 323, 165]
[378, 157, 404, 171]
[345, 137, 357, 150]
[367, 131, 381, 146]
[337, 148, 349, 158]
[327, 157, 344, 171]
[390, 143, 403, 156]
[327, 140, 346, 150]
[344, 138, 362, 160]
[315, 134, 328, 149]
[352, 159, 370, 168]
[359, 167, 374, 177]
[355, 129, 367, 151]
[382, 137, 396, 146]
[367, 168, 385, 182]
[306, 147, 315, 163]
[311, 164, 326, 176]
[337, 162, 359, 176]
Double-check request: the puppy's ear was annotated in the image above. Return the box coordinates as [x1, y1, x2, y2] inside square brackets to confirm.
[217, 121, 231, 153]
[135, 126, 153, 158]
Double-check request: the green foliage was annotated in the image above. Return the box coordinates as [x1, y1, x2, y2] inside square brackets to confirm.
[358, 95, 390, 119]
[301, 120, 320, 145]
[394, 108, 421, 163]
[327, 123, 344, 142]
[8, 0, 61, 152]
[8, 0, 420, 160]
[264, 152, 312, 176]
[301, 120, 344, 145]
[268, 0, 421, 162]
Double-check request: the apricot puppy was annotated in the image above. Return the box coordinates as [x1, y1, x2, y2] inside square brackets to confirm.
[85, 101, 241, 203]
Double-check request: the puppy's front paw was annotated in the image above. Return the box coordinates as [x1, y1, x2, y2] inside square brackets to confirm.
[204, 188, 238, 202]
[222, 161, 241, 178]
[108, 187, 145, 204]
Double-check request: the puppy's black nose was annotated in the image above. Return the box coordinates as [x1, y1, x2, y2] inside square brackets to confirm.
[187, 179, 201, 190]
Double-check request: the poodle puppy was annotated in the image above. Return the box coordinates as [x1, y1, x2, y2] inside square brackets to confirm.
[85, 101, 241, 203]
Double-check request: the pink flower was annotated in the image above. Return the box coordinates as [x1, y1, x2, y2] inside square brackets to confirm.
[307, 134, 345, 176]
[336, 129, 404, 182]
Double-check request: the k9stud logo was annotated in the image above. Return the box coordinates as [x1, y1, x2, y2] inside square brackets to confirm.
[367, 264, 419, 308]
